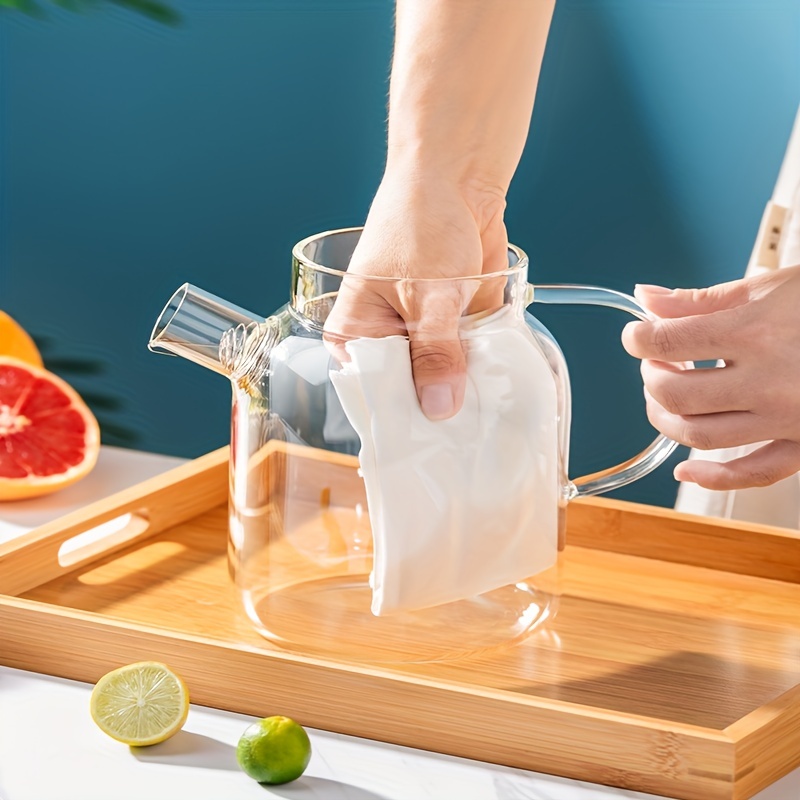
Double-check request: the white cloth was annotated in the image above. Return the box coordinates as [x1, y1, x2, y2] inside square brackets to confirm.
[330, 306, 559, 616]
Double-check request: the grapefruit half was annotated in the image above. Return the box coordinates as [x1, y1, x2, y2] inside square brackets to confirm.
[0, 357, 100, 500]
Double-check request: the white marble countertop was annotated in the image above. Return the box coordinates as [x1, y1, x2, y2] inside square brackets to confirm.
[1, 447, 799, 800]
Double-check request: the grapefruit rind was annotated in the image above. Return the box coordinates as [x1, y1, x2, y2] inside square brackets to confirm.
[0, 310, 43, 367]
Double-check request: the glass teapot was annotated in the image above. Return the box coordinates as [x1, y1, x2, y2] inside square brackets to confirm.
[149, 227, 676, 663]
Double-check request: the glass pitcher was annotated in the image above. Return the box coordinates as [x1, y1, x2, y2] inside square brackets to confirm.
[149, 227, 676, 663]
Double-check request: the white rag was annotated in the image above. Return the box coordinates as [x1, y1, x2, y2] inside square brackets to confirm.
[330, 306, 560, 616]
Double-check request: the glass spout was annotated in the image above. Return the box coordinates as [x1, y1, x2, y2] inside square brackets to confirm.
[148, 283, 263, 376]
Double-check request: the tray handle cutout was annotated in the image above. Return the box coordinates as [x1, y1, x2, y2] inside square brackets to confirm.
[57, 511, 150, 569]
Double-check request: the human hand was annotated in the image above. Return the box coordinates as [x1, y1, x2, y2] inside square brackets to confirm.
[621, 265, 800, 490]
[324, 174, 509, 420]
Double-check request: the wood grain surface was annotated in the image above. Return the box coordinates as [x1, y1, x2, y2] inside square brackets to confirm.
[2, 445, 800, 799]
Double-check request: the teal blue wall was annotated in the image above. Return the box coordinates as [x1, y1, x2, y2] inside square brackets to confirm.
[1, 1, 798, 507]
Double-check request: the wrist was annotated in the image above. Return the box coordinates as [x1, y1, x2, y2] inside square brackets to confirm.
[381, 153, 507, 233]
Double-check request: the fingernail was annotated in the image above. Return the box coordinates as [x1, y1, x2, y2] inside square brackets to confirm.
[621, 320, 643, 347]
[673, 463, 694, 483]
[635, 284, 673, 296]
[420, 383, 455, 420]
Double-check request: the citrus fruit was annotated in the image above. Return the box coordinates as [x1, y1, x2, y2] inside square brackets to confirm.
[0, 310, 43, 367]
[89, 661, 190, 746]
[0, 356, 100, 500]
[236, 716, 312, 784]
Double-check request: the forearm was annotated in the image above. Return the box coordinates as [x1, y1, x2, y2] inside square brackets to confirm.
[386, 0, 555, 199]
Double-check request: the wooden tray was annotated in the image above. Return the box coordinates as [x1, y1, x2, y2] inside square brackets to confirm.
[3, 446, 800, 800]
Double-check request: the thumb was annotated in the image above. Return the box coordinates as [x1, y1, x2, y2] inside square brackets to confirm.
[634, 280, 750, 319]
[404, 286, 468, 420]
[674, 440, 800, 491]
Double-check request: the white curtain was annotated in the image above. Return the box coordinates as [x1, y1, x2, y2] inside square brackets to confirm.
[674, 105, 800, 528]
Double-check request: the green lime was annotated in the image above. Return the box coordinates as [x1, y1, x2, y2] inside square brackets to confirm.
[236, 715, 312, 785]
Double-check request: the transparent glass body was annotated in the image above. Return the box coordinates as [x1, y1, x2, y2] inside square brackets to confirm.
[150, 228, 676, 663]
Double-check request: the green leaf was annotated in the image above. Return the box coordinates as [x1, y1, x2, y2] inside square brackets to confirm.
[51, 0, 85, 10]
[1, 0, 179, 24]
[0, 0, 45, 16]
[108, 0, 179, 24]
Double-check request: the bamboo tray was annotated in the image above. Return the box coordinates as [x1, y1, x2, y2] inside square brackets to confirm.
[3, 447, 800, 800]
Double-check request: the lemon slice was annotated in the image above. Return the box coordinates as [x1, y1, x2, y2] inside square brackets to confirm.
[89, 661, 190, 746]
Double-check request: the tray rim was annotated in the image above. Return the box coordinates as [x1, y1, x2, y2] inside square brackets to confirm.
[0, 592, 737, 740]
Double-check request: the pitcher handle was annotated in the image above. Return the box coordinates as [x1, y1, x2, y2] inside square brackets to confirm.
[528, 283, 679, 498]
